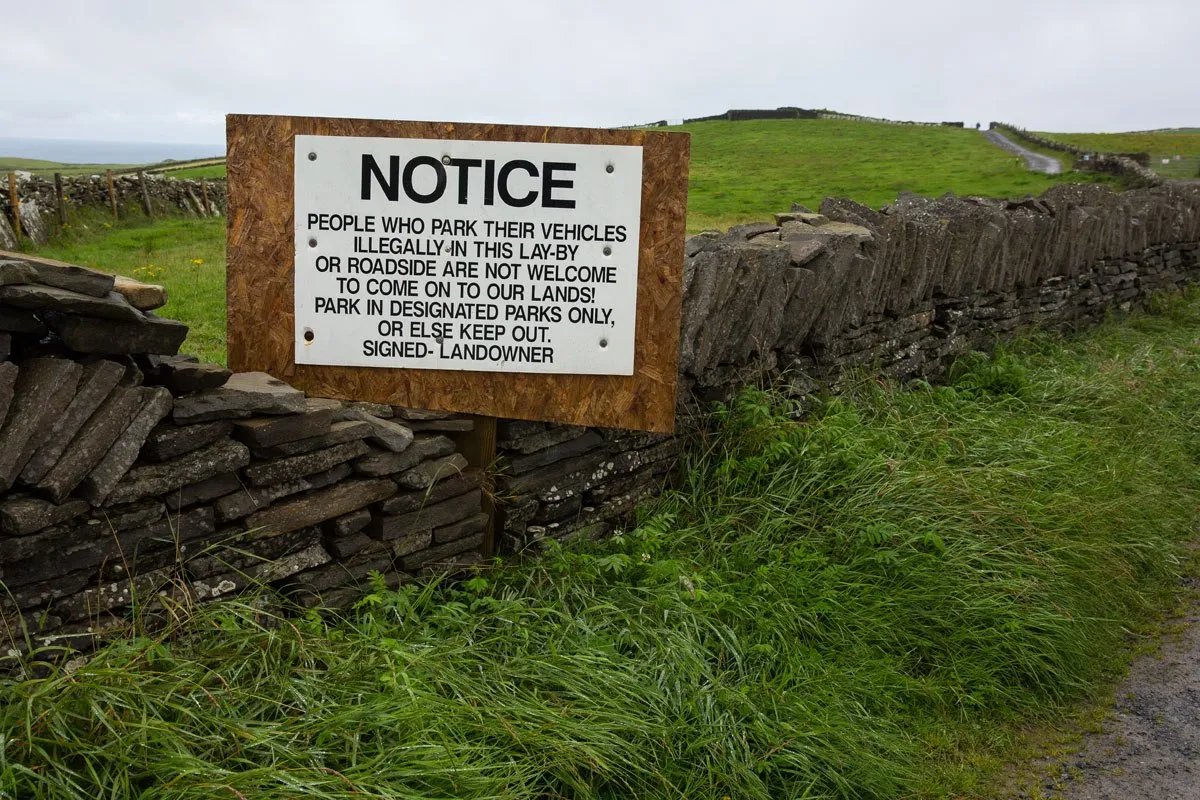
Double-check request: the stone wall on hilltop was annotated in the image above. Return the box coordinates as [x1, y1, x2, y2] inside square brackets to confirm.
[0, 172, 227, 247]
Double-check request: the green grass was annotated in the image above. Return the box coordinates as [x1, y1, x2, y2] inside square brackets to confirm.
[0, 156, 141, 178]
[1034, 130, 1200, 179]
[4, 292, 1200, 798]
[671, 119, 1102, 230]
[33, 213, 228, 364]
[162, 162, 226, 180]
[0, 156, 226, 179]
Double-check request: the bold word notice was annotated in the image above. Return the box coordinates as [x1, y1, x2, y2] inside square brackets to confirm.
[294, 135, 643, 375]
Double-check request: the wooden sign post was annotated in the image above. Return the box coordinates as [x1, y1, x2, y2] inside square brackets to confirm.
[226, 114, 689, 434]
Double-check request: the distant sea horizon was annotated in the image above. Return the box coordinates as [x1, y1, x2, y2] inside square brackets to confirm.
[0, 137, 224, 165]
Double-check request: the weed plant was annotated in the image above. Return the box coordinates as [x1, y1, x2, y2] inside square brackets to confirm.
[3, 295, 1200, 798]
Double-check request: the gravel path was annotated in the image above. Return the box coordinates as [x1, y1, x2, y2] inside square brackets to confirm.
[981, 129, 1064, 175]
[1027, 575, 1200, 799]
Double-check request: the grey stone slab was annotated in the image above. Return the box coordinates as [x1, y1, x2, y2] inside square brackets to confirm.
[20, 359, 125, 485]
[0, 507, 213, 589]
[164, 472, 242, 511]
[54, 567, 174, 623]
[160, 360, 231, 395]
[367, 490, 481, 541]
[104, 438, 250, 508]
[497, 422, 589, 455]
[172, 372, 306, 423]
[402, 533, 485, 572]
[391, 407, 453, 421]
[352, 434, 455, 477]
[0, 495, 90, 536]
[324, 531, 381, 560]
[79, 387, 174, 506]
[391, 528, 433, 558]
[379, 469, 483, 515]
[140, 420, 234, 462]
[244, 478, 396, 535]
[24, 259, 116, 298]
[433, 512, 489, 545]
[244, 439, 370, 487]
[251, 419, 371, 459]
[233, 405, 333, 448]
[288, 546, 394, 594]
[0, 284, 140, 321]
[0, 258, 38, 286]
[396, 453, 469, 490]
[405, 419, 475, 433]
[324, 507, 372, 538]
[213, 462, 352, 523]
[49, 312, 188, 356]
[331, 401, 391, 420]
[0, 357, 83, 492]
[504, 431, 604, 476]
[339, 407, 413, 452]
[186, 526, 322, 582]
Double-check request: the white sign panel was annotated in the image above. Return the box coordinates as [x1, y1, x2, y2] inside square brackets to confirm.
[294, 134, 643, 375]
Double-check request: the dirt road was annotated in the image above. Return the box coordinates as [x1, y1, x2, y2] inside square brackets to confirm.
[1023, 576, 1200, 799]
[981, 129, 1064, 175]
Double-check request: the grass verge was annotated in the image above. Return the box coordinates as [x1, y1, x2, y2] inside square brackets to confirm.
[3, 292, 1200, 798]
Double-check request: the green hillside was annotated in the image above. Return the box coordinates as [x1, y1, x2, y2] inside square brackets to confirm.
[1034, 130, 1200, 179]
[671, 119, 1095, 231]
[0, 156, 141, 177]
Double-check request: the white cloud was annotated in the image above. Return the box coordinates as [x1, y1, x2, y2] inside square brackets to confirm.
[2, 0, 1197, 146]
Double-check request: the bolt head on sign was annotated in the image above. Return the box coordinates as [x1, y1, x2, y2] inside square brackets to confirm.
[294, 135, 644, 376]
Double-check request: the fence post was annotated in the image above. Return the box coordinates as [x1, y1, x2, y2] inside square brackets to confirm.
[53, 172, 66, 226]
[106, 170, 119, 220]
[7, 173, 20, 240]
[138, 171, 154, 219]
[200, 177, 211, 215]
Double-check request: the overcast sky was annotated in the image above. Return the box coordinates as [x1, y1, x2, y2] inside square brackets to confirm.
[3, 0, 1197, 146]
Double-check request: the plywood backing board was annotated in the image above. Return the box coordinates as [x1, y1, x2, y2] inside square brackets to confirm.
[226, 114, 689, 433]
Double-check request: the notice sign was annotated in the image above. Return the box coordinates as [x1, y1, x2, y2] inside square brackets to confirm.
[294, 135, 644, 375]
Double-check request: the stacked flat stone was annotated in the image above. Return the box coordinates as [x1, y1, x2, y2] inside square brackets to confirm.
[677, 184, 1200, 402]
[0, 256, 484, 659]
[495, 421, 679, 553]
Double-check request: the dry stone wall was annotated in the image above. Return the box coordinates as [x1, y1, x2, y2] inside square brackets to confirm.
[0, 254, 482, 660]
[0, 172, 227, 247]
[3, 180, 1199, 662]
[492, 183, 1200, 552]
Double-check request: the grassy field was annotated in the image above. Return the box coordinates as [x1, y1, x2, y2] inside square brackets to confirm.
[672, 119, 1100, 230]
[35, 214, 227, 364]
[3, 293, 1199, 798]
[0, 156, 141, 177]
[0, 155, 226, 179]
[1035, 130, 1200, 179]
[163, 162, 226, 179]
